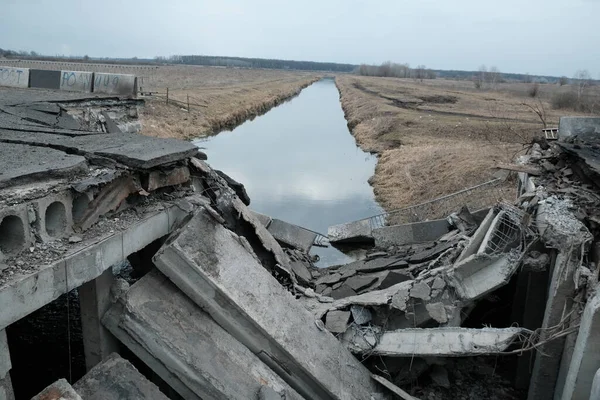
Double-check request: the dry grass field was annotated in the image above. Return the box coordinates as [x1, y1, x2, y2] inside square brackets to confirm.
[136, 66, 320, 139]
[0, 60, 320, 140]
[336, 75, 596, 211]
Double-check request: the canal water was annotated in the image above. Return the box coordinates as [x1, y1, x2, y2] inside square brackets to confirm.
[193, 79, 383, 266]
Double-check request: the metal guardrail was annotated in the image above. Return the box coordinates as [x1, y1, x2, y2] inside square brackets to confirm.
[361, 178, 510, 229]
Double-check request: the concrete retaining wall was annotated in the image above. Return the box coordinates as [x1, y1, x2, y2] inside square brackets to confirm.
[29, 69, 61, 89]
[1, 66, 137, 96]
[0, 66, 29, 88]
[93, 73, 137, 96]
[59, 70, 93, 92]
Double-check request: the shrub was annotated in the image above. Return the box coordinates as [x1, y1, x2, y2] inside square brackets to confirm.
[528, 83, 540, 98]
[551, 91, 579, 110]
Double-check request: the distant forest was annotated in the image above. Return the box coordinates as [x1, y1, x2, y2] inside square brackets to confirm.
[0, 48, 575, 83]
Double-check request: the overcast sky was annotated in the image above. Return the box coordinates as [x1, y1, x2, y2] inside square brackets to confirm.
[1, 0, 598, 77]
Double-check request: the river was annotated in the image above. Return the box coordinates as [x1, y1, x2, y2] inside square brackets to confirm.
[193, 78, 383, 266]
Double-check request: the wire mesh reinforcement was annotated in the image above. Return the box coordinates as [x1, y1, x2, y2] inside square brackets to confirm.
[365, 178, 512, 229]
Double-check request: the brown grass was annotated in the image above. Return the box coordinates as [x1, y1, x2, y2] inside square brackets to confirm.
[336, 75, 593, 211]
[136, 66, 320, 139]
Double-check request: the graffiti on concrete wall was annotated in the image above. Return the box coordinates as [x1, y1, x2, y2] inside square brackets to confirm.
[0, 67, 27, 85]
[61, 71, 92, 88]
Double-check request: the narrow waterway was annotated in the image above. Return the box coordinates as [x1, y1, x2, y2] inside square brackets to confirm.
[193, 79, 383, 266]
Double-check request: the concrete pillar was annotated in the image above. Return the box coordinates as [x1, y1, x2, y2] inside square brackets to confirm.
[590, 369, 600, 400]
[0, 330, 15, 400]
[560, 289, 600, 400]
[79, 268, 119, 371]
[511, 267, 549, 389]
[528, 251, 575, 400]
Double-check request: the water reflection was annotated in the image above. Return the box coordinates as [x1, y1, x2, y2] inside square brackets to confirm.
[193, 79, 383, 266]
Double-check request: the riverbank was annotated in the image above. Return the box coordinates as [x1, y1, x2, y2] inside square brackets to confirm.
[138, 66, 320, 139]
[335, 75, 568, 212]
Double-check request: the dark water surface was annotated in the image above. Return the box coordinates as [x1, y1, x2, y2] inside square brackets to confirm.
[193, 79, 383, 266]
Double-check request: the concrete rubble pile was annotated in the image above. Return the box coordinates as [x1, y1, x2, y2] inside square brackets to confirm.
[286, 116, 600, 399]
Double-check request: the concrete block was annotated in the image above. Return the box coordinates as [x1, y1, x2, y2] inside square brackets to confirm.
[73, 353, 169, 399]
[153, 208, 385, 400]
[328, 219, 372, 244]
[93, 73, 137, 96]
[145, 166, 190, 192]
[267, 218, 317, 252]
[560, 290, 600, 400]
[373, 218, 450, 248]
[60, 70, 93, 92]
[0, 66, 29, 88]
[558, 116, 600, 141]
[373, 327, 527, 356]
[102, 271, 303, 400]
[0, 331, 10, 380]
[447, 253, 518, 301]
[31, 379, 82, 400]
[29, 69, 61, 89]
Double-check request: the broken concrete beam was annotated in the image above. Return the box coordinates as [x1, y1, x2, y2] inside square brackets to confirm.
[559, 289, 600, 400]
[31, 379, 82, 400]
[73, 353, 169, 400]
[446, 252, 519, 301]
[102, 271, 303, 400]
[145, 166, 190, 192]
[153, 208, 385, 400]
[373, 219, 450, 248]
[328, 219, 373, 244]
[372, 327, 528, 356]
[267, 218, 317, 252]
[456, 208, 496, 262]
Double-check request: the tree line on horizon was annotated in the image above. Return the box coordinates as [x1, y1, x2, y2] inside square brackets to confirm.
[0, 47, 591, 85]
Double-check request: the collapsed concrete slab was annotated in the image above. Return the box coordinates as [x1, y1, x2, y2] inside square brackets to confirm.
[73, 353, 169, 400]
[153, 207, 386, 400]
[267, 218, 317, 252]
[31, 379, 82, 400]
[103, 270, 303, 400]
[373, 219, 450, 248]
[328, 219, 373, 244]
[372, 327, 528, 357]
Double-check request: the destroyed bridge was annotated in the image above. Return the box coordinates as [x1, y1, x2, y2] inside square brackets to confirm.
[0, 74, 600, 400]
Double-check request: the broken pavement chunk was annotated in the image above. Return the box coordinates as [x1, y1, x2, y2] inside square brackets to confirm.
[153, 207, 385, 400]
[73, 353, 169, 400]
[330, 284, 357, 299]
[345, 274, 379, 292]
[326, 310, 351, 333]
[425, 302, 448, 324]
[372, 327, 529, 356]
[410, 282, 431, 300]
